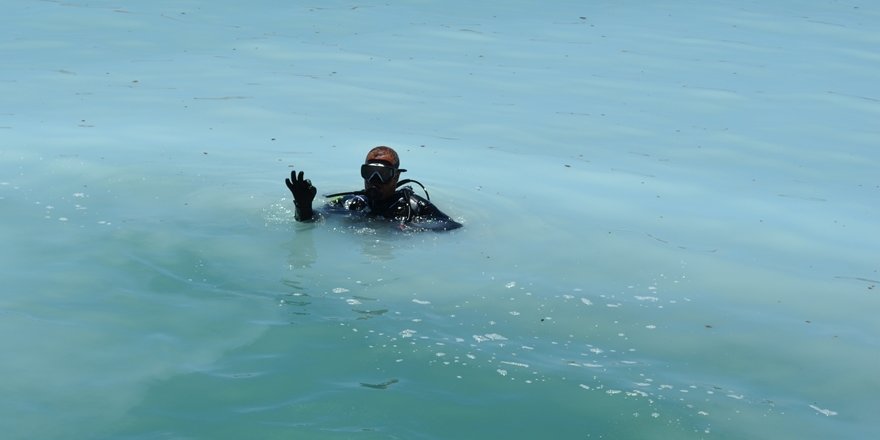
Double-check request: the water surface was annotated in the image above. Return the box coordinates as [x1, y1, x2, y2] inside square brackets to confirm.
[2, 1, 879, 439]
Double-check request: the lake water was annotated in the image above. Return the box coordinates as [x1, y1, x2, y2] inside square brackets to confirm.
[2, 1, 878, 439]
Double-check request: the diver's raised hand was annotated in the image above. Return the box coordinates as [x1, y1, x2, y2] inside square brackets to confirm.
[285, 170, 317, 221]
[286, 170, 317, 202]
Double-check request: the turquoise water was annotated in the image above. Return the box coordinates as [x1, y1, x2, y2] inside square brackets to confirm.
[2, 1, 879, 438]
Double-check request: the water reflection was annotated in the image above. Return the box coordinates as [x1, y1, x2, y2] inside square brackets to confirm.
[286, 222, 317, 269]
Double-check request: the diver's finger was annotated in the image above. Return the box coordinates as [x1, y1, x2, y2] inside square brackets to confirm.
[297, 171, 305, 183]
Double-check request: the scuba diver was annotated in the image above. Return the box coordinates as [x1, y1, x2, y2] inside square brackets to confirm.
[285, 146, 463, 232]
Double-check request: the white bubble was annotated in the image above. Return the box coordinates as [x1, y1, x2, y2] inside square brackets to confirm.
[809, 404, 837, 416]
[627, 390, 649, 397]
[500, 361, 529, 368]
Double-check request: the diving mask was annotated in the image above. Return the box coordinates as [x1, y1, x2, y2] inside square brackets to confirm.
[361, 162, 406, 184]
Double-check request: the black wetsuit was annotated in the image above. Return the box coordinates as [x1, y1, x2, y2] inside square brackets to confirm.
[324, 186, 462, 231]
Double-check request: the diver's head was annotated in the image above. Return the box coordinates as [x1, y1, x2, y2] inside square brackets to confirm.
[365, 146, 401, 169]
[362, 146, 406, 203]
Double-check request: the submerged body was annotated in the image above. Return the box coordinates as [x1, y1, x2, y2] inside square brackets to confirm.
[324, 185, 462, 232]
